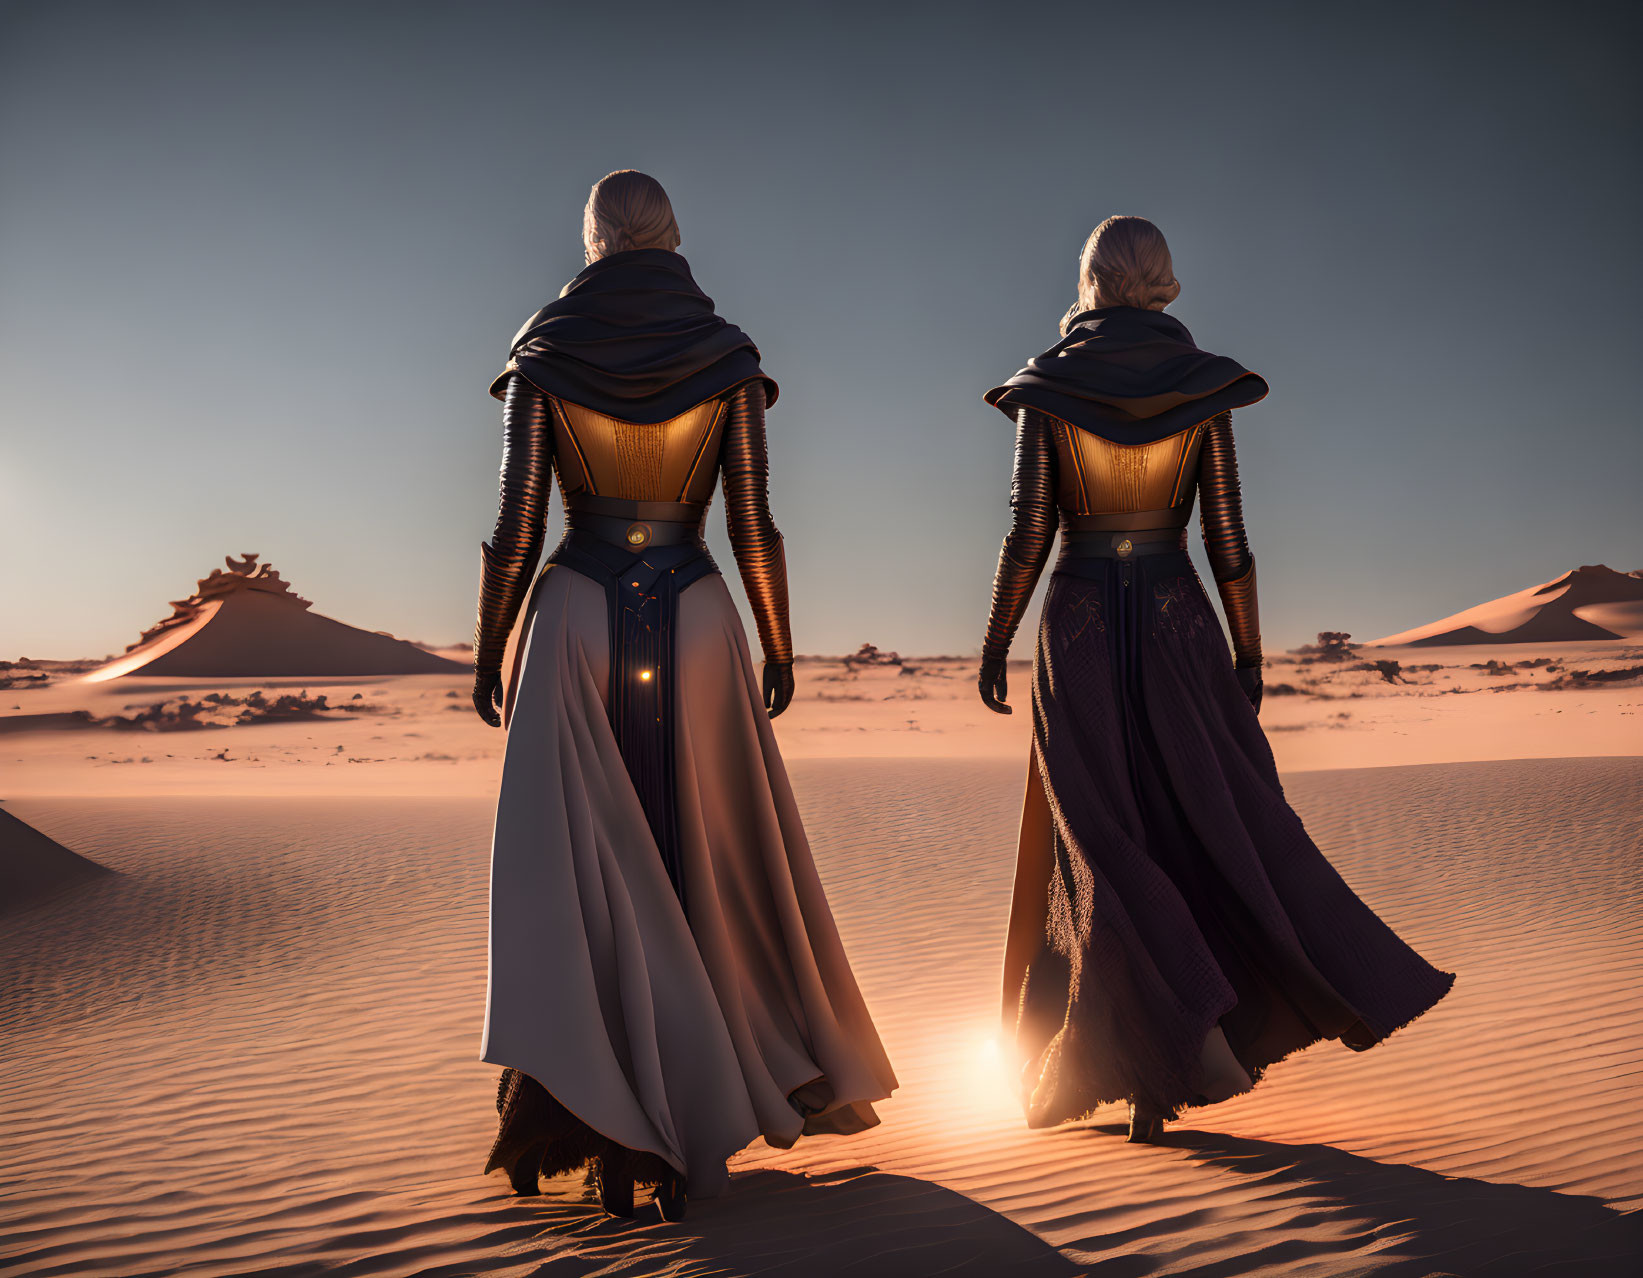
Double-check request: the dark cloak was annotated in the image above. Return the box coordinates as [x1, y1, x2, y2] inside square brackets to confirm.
[1016, 555, 1455, 1124]
[491, 248, 778, 423]
[985, 307, 1268, 444]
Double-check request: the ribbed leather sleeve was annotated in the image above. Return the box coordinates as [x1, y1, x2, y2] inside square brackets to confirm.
[983, 407, 1058, 664]
[1198, 410, 1262, 666]
[474, 375, 552, 675]
[721, 380, 793, 664]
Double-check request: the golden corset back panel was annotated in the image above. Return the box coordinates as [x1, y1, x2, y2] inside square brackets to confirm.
[549, 398, 728, 503]
[1049, 415, 1210, 526]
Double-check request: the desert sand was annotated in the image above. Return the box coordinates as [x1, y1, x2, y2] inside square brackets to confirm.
[3, 570, 1641, 1276]
[4, 638, 1639, 796]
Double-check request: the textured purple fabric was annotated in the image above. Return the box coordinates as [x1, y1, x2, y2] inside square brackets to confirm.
[1016, 553, 1454, 1127]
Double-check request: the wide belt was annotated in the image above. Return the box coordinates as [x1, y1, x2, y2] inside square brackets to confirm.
[564, 492, 706, 551]
[1059, 527, 1189, 559]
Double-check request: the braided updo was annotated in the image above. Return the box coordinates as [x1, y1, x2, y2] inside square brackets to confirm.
[582, 170, 682, 263]
[1060, 215, 1181, 333]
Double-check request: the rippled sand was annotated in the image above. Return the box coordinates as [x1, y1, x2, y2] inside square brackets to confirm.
[3, 758, 1641, 1275]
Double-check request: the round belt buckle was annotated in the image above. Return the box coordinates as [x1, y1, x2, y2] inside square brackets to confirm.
[1114, 537, 1134, 558]
[625, 522, 652, 548]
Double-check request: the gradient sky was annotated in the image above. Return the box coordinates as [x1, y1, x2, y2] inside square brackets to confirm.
[2, 1, 1639, 660]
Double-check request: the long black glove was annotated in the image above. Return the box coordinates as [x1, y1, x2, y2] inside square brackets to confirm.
[979, 656, 1011, 715]
[763, 660, 795, 718]
[473, 670, 505, 726]
[1236, 662, 1263, 715]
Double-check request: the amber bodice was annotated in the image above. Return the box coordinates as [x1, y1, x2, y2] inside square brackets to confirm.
[474, 377, 793, 683]
[1048, 415, 1209, 529]
[982, 407, 1261, 668]
[549, 398, 728, 505]
[551, 384, 793, 666]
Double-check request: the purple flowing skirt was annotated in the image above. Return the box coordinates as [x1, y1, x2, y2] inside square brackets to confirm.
[1014, 550, 1453, 1127]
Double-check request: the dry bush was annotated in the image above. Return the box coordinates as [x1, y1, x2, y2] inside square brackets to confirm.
[1293, 631, 1359, 664]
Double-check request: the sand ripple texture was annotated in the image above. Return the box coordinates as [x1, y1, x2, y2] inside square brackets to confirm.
[2, 758, 1640, 1276]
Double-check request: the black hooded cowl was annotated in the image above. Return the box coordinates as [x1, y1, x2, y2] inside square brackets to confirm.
[491, 249, 778, 423]
[985, 307, 1268, 444]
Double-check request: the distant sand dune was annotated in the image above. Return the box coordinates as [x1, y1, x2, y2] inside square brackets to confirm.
[1373, 564, 1643, 646]
[1, 758, 1639, 1275]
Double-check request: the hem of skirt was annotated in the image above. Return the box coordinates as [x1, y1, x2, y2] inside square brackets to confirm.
[482, 1059, 889, 1186]
[482, 1064, 685, 1186]
[1021, 969, 1454, 1129]
[783, 1069, 892, 1140]
[1344, 967, 1457, 1054]
[1024, 1037, 1301, 1130]
[1180, 967, 1454, 1110]
[801, 1099, 883, 1138]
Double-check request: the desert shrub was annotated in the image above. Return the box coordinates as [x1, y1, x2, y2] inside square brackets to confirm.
[236, 690, 334, 723]
[843, 643, 902, 670]
[1540, 665, 1643, 689]
[1295, 632, 1359, 663]
[105, 700, 221, 732]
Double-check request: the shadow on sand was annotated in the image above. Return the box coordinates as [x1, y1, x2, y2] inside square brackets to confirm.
[505, 1166, 1084, 1278]
[1077, 1122, 1643, 1277]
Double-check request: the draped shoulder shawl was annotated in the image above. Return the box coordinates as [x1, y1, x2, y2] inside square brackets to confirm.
[985, 307, 1266, 444]
[492, 249, 777, 424]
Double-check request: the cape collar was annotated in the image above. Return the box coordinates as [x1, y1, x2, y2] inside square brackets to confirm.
[985, 306, 1267, 444]
[493, 250, 777, 423]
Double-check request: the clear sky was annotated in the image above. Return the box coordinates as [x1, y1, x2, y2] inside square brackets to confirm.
[2, 1, 1638, 660]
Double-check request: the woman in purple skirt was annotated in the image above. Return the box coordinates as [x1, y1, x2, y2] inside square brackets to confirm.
[979, 216, 1453, 1141]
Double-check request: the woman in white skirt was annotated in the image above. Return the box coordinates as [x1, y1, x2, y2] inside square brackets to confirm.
[471, 170, 896, 1221]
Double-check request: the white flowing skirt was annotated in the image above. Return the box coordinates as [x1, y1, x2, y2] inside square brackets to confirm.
[482, 565, 896, 1197]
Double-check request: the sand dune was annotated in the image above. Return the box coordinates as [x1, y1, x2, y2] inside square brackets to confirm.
[0, 805, 108, 914]
[1372, 564, 1643, 646]
[86, 555, 467, 681]
[1, 758, 1639, 1276]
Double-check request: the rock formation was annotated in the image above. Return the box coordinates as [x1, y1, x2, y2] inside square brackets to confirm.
[86, 554, 470, 680]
